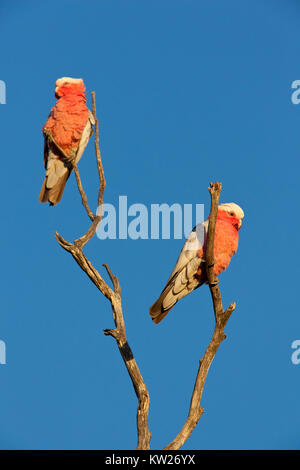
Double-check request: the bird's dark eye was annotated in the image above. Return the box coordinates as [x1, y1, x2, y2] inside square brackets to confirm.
[229, 212, 235, 217]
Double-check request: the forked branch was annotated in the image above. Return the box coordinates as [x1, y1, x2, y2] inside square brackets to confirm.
[164, 182, 236, 450]
[55, 92, 151, 450]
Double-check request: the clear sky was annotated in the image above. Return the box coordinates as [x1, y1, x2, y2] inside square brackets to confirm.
[0, 0, 299, 450]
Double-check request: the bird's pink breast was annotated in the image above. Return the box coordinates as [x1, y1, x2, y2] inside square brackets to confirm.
[195, 217, 239, 281]
[42, 95, 89, 156]
[213, 219, 239, 275]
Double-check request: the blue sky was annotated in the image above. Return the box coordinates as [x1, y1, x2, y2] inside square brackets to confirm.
[0, 0, 300, 450]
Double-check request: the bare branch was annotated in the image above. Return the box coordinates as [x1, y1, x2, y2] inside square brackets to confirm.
[73, 215, 101, 249]
[205, 182, 225, 320]
[91, 91, 106, 208]
[72, 163, 95, 222]
[54, 92, 151, 450]
[164, 182, 236, 450]
[103, 264, 151, 450]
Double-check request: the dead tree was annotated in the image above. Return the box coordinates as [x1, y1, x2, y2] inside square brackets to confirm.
[54, 92, 236, 450]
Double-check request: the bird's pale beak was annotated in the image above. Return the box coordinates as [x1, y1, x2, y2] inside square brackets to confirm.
[238, 220, 242, 229]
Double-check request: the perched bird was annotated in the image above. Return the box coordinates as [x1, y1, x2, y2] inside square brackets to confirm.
[149, 202, 244, 324]
[39, 77, 95, 206]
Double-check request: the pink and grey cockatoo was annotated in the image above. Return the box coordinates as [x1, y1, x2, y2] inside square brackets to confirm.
[39, 77, 95, 206]
[149, 203, 244, 324]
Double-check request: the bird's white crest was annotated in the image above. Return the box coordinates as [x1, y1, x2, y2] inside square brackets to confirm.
[218, 202, 244, 220]
[55, 77, 84, 93]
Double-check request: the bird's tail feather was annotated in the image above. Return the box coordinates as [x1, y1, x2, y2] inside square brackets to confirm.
[149, 285, 177, 324]
[149, 305, 174, 324]
[39, 160, 70, 206]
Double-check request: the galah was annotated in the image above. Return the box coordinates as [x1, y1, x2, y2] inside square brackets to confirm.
[39, 77, 95, 206]
[149, 202, 244, 324]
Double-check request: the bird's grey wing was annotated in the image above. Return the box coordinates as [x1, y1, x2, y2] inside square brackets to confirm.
[149, 220, 208, 323]
[75, 110, 95, 163]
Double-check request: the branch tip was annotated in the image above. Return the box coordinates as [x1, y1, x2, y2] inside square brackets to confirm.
[104, 328, 118, 338]
[103, 263, 121, 294]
